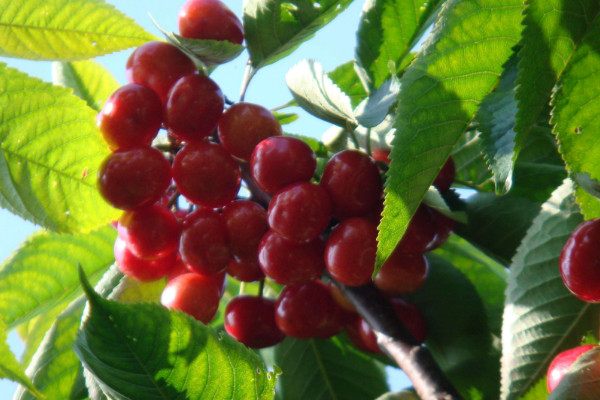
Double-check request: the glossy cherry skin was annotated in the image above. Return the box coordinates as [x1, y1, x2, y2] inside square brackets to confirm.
[325, 218, 378, 287]
[374, 252, 429, 296]
[395, 206, 439, 254]
[178, 0, 244, 44]
[226, 256, 265, 282]
[428, 210, 456, 251]
[225, 296, 285, 349]
[218, 102, 283, 161]
[258, 230, 325, 285]
[97, 146, 171, 210]
[267, 182, 332, 243]
[172, 141, 241, 208]
[165, 74, 224, 142]
[275, 280, 344, 339]
[126, 41, 197, 103]
[320, 150, 383, 218]
[221, 200, 268, 259]
[547, 344, 597, 393]
[179, 208, 231, 275]
[114, 237, 176, 281]
[328, 281, 356, 313]
[250, 136, 316, 194]
[345, 315, 376, 353]
[96, 84, 163, 151]
[433, 157, 455, 193]
[167, 259, 227, 296]
[560, 218, 600, 302]
[161, 272, 222, 324]
[371, 149, 391, 163]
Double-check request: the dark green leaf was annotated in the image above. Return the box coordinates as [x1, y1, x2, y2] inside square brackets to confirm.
[272, 337, 388, 400]
[547, 347, 600, 400]
[243, 0, 353, 70]
[452, 130, 494, 192]
[0, 320, 42, 398]
[328, 61, 369, 108]
[422, 187, 467, 224]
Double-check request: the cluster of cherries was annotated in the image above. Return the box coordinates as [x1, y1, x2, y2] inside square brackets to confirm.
[94, 0, 458, 353]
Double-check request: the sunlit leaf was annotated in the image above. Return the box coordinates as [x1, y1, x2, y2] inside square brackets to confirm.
[0, 320, 42, 398]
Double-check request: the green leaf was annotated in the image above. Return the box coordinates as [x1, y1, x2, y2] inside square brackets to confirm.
[452, 130, 493, 191]
[0, 0, 157, 61]
[514, 0, 600, 149]
[356, 0, 443, 88]
[19, 304, 68, 368]
[354, 75, 400, 128]
[273, 112, 299, 125]
[575, 184, 600, 220]
[0, 225, 116, 329]
[52, 60, 119, 112]
[283, 133, 329, 158]
[547, 346, 600, 400]
[517, 378, 547, 400]
[243, 0, 353, 70]
[454, 193, 541, 266]
[286, 59, 356, 127]
[74, 269, 277, 400]
[0, 320, 43, 398]
[376, 0, 524, 271]
[328, 61, 369, 108]
[500, 179, 597, 400]
[0, 63, 120, 232]
[476, 54, 518, 195]
[272, 337, 388, 400]
[421, 187, 467, 224]
[14, 266, 124, 400]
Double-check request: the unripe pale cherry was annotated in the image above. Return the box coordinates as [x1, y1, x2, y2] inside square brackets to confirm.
[161, 272, 222, 324]
[178, 0, 244, 44]
[547, 344, 597, 393]
[225, 296, 285, 349]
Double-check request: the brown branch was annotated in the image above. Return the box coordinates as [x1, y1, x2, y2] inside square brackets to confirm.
[238, 161, 271, 209]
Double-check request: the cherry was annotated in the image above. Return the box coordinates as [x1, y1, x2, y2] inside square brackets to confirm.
[373, 252, 429, 296]
[96, 84, 163, 151]
[258, 230, 325, 285]
[114, 237, 176, 281]
[250, 136, 316, 194]
[161, 272, 222, 324]
[345, 315, 377, 353]
[218, 102, 283, 161]
[395, 205, 439, 254]
[164, 74, 224, 142]
[97, 146, 171, 210]
[167, 259, 227, 296]
[179, 208, 231, 275]
[172, 140, 241, 208]
[178, 0, 244, 44]
[126, 41, 197, 103]
[275, 280, 343, 339]
[428, 209, 456, 251]
[547, 344, 597, 393]
[267, 182, 332, 243]
[225, 295, 285, 349]
[560, 218, 600, 302]
[226, 256, 264, 282]
[320, 150, 383, 218]
[325, 218, 378, 287]
[221, 200, 268, 259]
[371, 149, 391, 163]
[328, 281, 356, 313]
[433, 157, 455, 193]
[117, 205, 180, 260]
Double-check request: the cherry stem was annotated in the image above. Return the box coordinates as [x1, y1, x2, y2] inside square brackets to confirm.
[239, 62, 257, 102]
[167, 189, 179, 209]
[238, 161, 271, 209]
[258, 279, 265, 298]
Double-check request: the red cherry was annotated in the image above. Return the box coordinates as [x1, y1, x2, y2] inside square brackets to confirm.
[218, 103, 283, 161]
[96, 84, 163, 151]
[114, 237, 176, 281]
[226, 256, 265, 282]
[395, 206, 439, 254]
[179, 209, 231, 275]
[167, 259, 227, 296]
[164, 74, 224, 142]
[258, 230, 325, 285]
[560, 218, 600, 302]
[225, 296, 285, 349]
[433, 157, 455, 193]
[178, 0, 244, 44]
[428, 210, 456, 251]
[345, 315, 377, 353]
[117, 205, 180, 260]
[275, 280, 343, 339]
[161, 272, 222, 323]
[374, 252, 429, 296]
[371, 149, 391, 163]
[221, 200, 268, 258]
[325, 218, 378, 287]
[267, 182, 332, 243]
[547, 344, 597, 393]
[320, 150, 383, 218]
[126, 41, 197, 103]
[172, 141, 241, 208]
[357, 317, 383, 353]
[97, 146, 171, 210]
[328, 281, 356, 313]
[250, 136, 316, 194]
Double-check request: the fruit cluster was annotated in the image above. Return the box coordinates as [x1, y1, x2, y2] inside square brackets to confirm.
[94, 0, 458, 353]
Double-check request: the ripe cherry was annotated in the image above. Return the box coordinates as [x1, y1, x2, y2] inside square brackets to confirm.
[547, 344, 597, 393]
[218, 102, 282, 161]
[96, 84, 163, 151]
[221, 200, 268, 259]
[114, 237, 176, 281]
[320, 150, 383, 218]
[97, 146, 171, 210]
[172, 140, 241, 208]
[250, 136, 316, 194]
[161, 272, 222, 324]
[395, 205, 439, 254]
[178, 0, 244, 44]
[371, 149, 391, 163]
[167, 259, 227, 296]
[126, 41, 197, 103]
[374, 251, 429, 296]
[560, 218, 600, 302]
[267, 182, 332, 243]
[225, 295, 285, 349]
[226, 256, 265, 282]
[325, 218, 378, 287]
[433, 157, 455, 193]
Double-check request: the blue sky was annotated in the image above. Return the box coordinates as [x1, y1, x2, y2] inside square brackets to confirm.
[0, 0, 413, 396]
